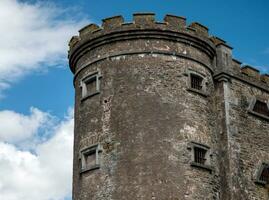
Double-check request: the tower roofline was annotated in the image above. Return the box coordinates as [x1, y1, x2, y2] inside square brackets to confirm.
[68, 13, 269, 89]
[68, 13, 217, 74]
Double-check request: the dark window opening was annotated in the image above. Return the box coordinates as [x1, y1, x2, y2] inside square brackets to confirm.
[225, 53, 229, 66]
[191, 74, 203, 90]
[80, 144, 101, 173]
[259, 167, 269, 183]
[85, 77, 97, 95]
[81, 71, 102, 100]
[85, 151, 96, 169]
[190, 142, 212, 172]
[194, 147, 207, 165]
[253, 100, 269, 116]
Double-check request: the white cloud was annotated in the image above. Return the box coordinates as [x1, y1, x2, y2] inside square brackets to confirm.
[0, 108, 74, 200]
[0, 1, 81, 198]
[0, 0, 87, 92]
[0, 107, 53, 143]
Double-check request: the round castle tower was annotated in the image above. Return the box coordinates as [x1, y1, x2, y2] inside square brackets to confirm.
[69, 13, 219, 200]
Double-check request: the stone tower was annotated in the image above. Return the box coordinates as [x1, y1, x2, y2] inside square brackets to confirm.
[68, 13, 269, 200]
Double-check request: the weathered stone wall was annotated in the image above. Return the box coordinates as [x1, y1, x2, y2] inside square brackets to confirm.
[222, 79, 269, 200]
[69, 13, 269, 200]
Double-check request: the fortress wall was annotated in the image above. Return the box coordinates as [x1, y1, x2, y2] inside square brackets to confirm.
[69, 13, 269, 200]
[223, 78, 269, 200]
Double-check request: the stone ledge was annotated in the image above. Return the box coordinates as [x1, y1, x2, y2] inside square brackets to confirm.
[69, 29, 216, 74]
[81, 91, 100, 102]
[73, 51, 214, 85]
[190, 162, 213, 172]
[80, 164, 100, 174]
[214, 72, 269, 93]
[248, 110, 269, 121]
[187, 88, 209, 97]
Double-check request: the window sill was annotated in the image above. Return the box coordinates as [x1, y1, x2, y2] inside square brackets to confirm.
[81, 91, 100, 102]
[248, 110, 269, 121]
[187, 88, 208, 97]
[190, 162, 213, 172]
[254, 180, 267, 186]
[80, 164, 100, 174]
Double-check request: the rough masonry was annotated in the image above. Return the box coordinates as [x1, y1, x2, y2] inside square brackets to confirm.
[68, 13, 269, 200]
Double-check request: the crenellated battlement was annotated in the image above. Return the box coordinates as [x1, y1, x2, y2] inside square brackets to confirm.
[68, 13, 213, 51]
[210, 36, 269, 87]
[241, 65, 269, 85]
[210, 36, 230, 47]
[68, 13, 268, 89]
[219, 59, 269, 87]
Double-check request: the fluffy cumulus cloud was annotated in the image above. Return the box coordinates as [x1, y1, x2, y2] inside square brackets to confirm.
[0, 0, 87, 92]
[0, 107, 53, 143]
[0, 0, 83, 199]
[0, 108, 74, 200]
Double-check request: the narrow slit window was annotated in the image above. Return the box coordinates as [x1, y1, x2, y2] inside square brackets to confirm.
[253, 100, 269, 116]
[194, 147, 207, 165]
[191, 74, 203, 90]
[225, 53, 229, 66]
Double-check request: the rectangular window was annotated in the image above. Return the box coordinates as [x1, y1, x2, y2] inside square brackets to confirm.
[80, 144, 101, 173]
[86, 77, 98, 95]
[260, 167, 269, 183]
[255, 163, 269, 185]
[191, 74, 203, 90]
[253, 100, 269, 116]
[189, 142, 212, 172]
[84, 151, 97, 169]
[186, 71, 208, 97]
[194, 147, 207, 165]
[80, 71, 102, 100]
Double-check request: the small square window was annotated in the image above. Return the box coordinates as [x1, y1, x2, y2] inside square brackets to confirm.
[80, 144, 102, 173]
[260, 168, 269, 183]
[253, 100, 269, 117]
[80, 71, 102, 101]
[255, 163, 269, 185]
[186, 71, 208, 97]
[248, 98, 269, 120]
[194, 147, 207, 165]
[189, 142, 212, 172]
[85, 151, 96, 168]
[191, 74, 203, 91]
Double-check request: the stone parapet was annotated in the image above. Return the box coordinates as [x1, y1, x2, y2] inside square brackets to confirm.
[68, 13, 217, 74]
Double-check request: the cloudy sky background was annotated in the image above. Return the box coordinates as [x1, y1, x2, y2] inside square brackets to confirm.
[0, 0, 268, 200]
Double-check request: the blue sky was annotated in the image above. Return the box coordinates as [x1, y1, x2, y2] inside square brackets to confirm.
[2, 0, 269, 116]
[0, 0, 268, 200]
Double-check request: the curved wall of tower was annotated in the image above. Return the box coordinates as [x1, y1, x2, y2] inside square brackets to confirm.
[69, 13, 269, 200]
[69, 13, 217, 200]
